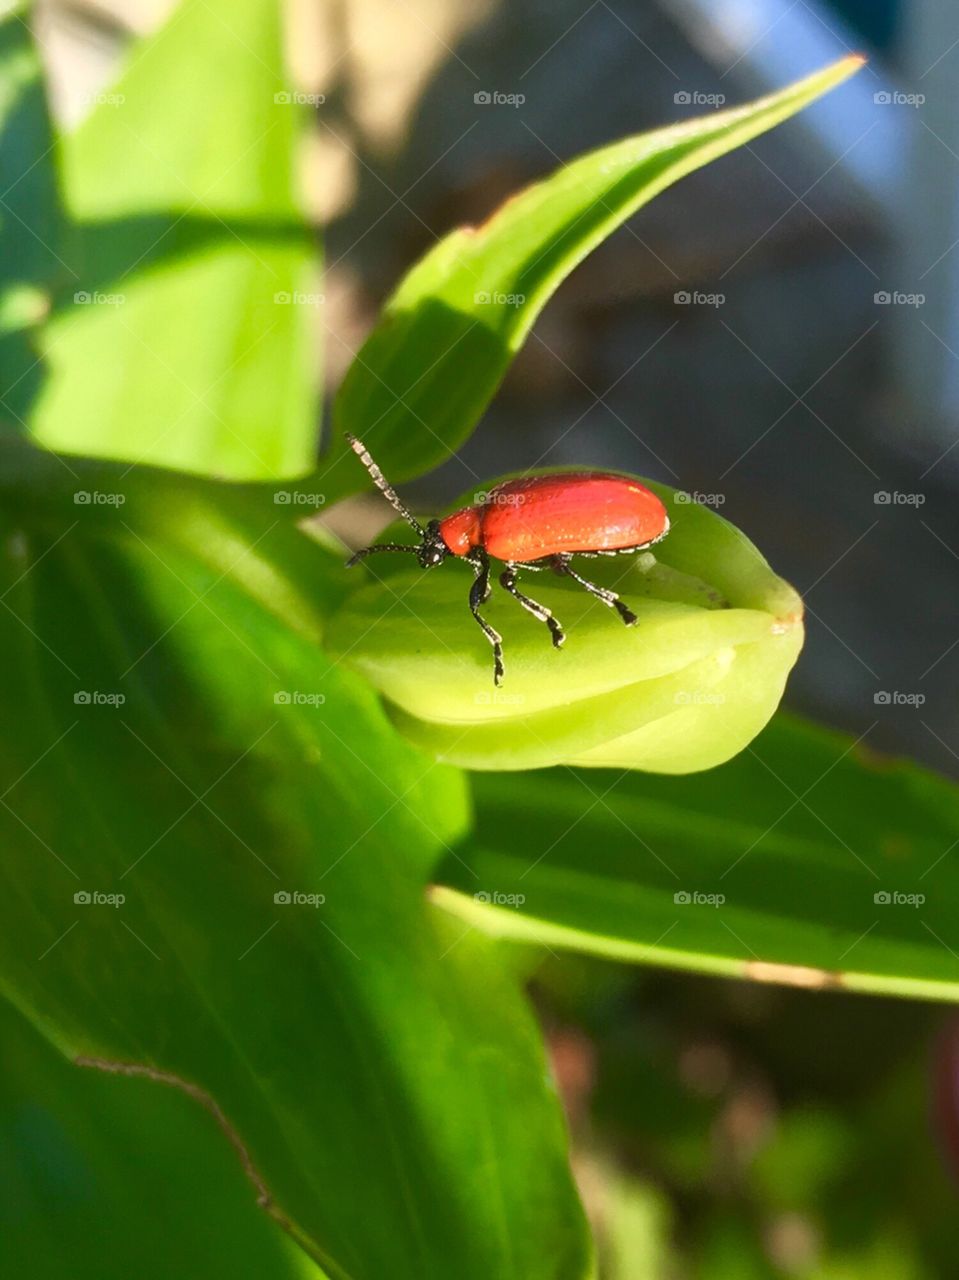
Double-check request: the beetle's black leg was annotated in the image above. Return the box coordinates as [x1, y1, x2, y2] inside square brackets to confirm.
[499, 564, 565, 649]
[468, 550, 504, 685]
[551, 553, 638, 626]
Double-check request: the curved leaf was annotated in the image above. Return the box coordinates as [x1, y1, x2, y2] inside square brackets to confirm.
[434, 715, 959, 1002]
[28, 0, 318, 479]
[325, 57, 864, 497]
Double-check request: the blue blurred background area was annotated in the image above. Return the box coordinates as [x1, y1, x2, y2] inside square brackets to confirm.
[837, 0, 901, 51]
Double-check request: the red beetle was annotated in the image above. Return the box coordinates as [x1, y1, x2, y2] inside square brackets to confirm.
[345, 434, 669, 684]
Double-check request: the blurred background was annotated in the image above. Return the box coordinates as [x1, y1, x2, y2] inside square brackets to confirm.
[12, 0, 959, 1275]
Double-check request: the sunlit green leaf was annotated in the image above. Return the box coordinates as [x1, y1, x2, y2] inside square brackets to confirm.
[434, 714, 959, 1002]
[28, 0, 318, 479]
[0, 441, 589, 1280]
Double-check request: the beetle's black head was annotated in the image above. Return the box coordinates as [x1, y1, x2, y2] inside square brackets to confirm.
[416, 520, 450, 569]
[344, 434, 453, 572]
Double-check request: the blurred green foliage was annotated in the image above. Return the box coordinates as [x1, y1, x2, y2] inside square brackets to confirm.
[534, 954, 959, 1278]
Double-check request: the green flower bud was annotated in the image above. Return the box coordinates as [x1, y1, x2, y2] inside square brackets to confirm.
[326, 480, 803, 773]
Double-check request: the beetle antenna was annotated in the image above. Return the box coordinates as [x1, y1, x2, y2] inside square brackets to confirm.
[346, 543, 418, 568]
[345, 433, 424, 536]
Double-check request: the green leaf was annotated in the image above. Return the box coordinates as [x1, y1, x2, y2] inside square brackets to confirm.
[0, 5, 66, 427]
[327, 56, 864, 494]
[326, 477, 803, 773]
[433, 714, 959, 1002]
[0, 443, 589, 1280]
[28, 0, 318, 479]
[0, 998, 324, 1279]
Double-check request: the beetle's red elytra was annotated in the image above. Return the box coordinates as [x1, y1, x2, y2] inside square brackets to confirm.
[440, 473, 669, 561]
[344, 434, 670, 685]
